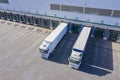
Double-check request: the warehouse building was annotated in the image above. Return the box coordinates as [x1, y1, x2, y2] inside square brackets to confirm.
[0, 1, 120, 80]
[0, 0, 120, 41]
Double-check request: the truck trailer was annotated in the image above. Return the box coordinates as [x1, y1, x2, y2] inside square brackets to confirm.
[39, 23, 68, 59]
[68, 27, 91, 69]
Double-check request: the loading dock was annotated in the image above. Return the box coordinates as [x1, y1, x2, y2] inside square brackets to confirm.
[51, 20, 59, 29]
[90, 27, 120, 42]
[9, 13, 13, 21]
[70, 23, 81, 33]
[90, 26, 96, 37]
[103, 28, 110, 40]
[43, 19, 50, 28]
[6, 13, 13, 21]
[39, 18, 44, 27]
[25, 16, 34, 25]
[109, 30, 120, 42]
[116, 33, 120, 42]
[1, 12, 7, 20]
[12, 14, 19, 22]
[94, 28, 104, 38]
[0, 10, 120, 43]
[33, 17, 40, 26]
[0, 10, 120, 33]
[0, 12, 2, 19]
[18, 14, 26, 23]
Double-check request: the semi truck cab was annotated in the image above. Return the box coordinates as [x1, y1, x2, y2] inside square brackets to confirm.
[39, 41, 51, 59]
[39, 23, 68, 59]
[68, 49, 83, 69]
[68, 27, 91, 69]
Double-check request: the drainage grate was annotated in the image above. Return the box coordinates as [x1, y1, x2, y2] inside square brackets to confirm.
[36, 29, 42, 32]
[21, 25, 26, 28]
[7, 22, 12, 25]
[28, 27, 34, 30]
[13, 24, 19, 27]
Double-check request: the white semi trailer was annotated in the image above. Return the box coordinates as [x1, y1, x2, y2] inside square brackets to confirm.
[68, 27, 91, 69]
[39, 23, 68, 59]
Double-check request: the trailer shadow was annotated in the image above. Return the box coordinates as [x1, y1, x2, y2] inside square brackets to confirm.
[49, 33, 113, 76]
[79, 37, 113, 76]
[49, 33, 78, 64]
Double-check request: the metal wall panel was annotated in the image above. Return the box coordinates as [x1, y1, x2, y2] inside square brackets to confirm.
[50, 4, 60, 10]
[113, 10, 120, 17]
[0, 0, 9, 3]
[98, 9, 112, 16]
[71, 6, 83, 13]
[61, 5, 71, 11]
[50, 4, 115, 17]
[85, 7, 98, 14]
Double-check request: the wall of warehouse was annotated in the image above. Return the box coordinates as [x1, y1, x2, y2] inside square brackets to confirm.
[0, 0, 120, 26]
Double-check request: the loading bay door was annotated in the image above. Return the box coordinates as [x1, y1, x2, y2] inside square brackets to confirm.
[71, 24, 80, 33]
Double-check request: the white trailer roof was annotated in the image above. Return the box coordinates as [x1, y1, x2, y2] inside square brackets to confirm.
[73, 27, 91, 51]
[44, 23, 67, 43]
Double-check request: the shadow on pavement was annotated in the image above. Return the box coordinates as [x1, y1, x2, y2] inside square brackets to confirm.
[49, 33, 113, 76]
[80, 37, 113, 76]
[49, 33, 78, 64]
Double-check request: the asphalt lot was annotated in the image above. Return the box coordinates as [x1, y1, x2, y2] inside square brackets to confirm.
[0, 20, 120, 80]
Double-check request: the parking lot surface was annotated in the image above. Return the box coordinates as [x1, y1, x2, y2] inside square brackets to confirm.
[0, 20, 120, 80]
